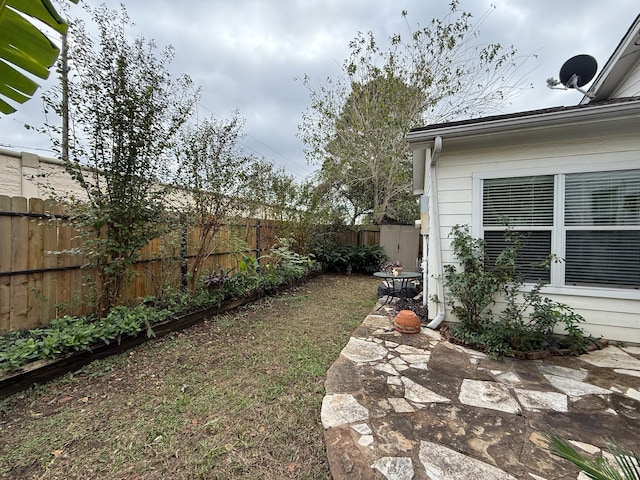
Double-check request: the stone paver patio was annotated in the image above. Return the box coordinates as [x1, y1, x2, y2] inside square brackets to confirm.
[322, 301, 640, 479]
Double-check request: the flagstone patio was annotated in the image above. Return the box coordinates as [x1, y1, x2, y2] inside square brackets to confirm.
[322, 302, 640, 480]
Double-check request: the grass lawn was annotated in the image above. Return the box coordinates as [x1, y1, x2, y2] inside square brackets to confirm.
[0, 274, 380, 479]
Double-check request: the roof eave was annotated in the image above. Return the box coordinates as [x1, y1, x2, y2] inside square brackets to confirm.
[406, 99, 640, 144]
[580, 14, 640, 104]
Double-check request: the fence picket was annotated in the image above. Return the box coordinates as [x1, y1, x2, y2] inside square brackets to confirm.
[0, 196, 11, 334]
[42, 199, 59, 322]
[10, 197, 29, 331]
[27, 198, 45, 327]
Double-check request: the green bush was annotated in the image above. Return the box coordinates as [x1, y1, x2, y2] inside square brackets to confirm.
[0, 245, 317, 372]
[350, 244, 388, 273]
[0, 305, 171, 372]
[443, 225, 517, 333]
[444, 225, 596, 358]
[313, 244, 387, 273]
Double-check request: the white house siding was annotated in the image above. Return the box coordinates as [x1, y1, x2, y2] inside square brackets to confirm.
[611, 56, 640, 98]
[426, 128, 640, 343]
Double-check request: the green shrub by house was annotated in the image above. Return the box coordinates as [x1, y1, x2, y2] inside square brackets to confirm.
[442, 225, 597, 358]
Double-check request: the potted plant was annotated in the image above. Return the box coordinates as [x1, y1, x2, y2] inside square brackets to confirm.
[380, 260, 404, 276]
[390, 261, 404, 276]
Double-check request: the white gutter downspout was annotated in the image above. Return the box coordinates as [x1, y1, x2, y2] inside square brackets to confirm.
[426, 136, 445, 329]
[420, 195, 429, 307]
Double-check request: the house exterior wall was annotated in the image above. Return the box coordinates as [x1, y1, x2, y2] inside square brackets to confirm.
[611, 56, 640, 98]
[425, 127, 640, 343]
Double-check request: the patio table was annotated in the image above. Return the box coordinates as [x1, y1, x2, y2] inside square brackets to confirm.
[373, 271, 422, 310]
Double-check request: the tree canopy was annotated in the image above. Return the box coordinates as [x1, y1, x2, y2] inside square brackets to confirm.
[44, 4, 195, 315]
[299, 2, 533, 225]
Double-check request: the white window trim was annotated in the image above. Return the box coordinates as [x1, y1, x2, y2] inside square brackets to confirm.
[472, 162, 640, 301]
[552, 173, 565, 287]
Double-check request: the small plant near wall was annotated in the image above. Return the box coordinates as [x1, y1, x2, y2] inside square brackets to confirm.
[0, 245, 318, 373]
[443, 225, 600, 358]
[494, 280, 596, 357]
[202, 267, 231, 290]
[443, 225, 518, 334]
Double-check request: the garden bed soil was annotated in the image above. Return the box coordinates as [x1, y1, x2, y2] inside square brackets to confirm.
[0, 272, 320, 399]
[440, 323, 608, 359]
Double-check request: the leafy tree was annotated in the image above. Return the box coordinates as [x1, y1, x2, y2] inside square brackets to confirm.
[321, 74, 422, 224]
[173, 112, 252, 291]
[243, 159, 361, 253]
[299, 2, 532, 224]
[302, 177, 351, 227]
[0, 0, 77, 114]
[44, 4, 195, 316]
[243, 158, 301, 222]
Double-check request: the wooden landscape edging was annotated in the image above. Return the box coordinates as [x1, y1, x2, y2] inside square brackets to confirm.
[0, 271, 321, 399]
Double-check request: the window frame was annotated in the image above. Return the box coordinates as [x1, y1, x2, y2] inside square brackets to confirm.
[472, 162, 640, 301]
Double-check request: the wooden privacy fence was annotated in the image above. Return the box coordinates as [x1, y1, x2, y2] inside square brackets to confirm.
[0, 196, 281, 333]
[0, 195, 380, 334]
[0, 196, 381, 333]
[332, 227, 380, 247]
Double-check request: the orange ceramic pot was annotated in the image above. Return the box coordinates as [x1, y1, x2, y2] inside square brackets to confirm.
[393, 310, 421, 334]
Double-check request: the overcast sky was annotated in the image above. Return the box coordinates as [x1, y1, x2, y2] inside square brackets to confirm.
[1, 0, 638, 181]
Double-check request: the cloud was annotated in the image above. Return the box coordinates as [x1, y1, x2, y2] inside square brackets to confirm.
[1, 0, 637, 180]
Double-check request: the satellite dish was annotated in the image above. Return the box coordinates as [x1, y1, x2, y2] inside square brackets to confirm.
[559, 54, 598, 88]
[546, 54, 597, 97]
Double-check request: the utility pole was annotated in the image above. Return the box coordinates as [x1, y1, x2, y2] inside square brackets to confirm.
[61, 31, 69, 162]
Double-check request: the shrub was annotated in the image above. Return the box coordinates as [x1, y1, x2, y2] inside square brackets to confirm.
[443, 225, 518, 333]
[350, 244, 388, 273]
[313, 244, 387, 273]
[270, 242, 316, 280]
[494, 280, 595, 356]
[0, 244, 317, 372]
[444, 225, 595, 358]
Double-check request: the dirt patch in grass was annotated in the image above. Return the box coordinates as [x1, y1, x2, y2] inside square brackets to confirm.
[0, 274, 380, 480]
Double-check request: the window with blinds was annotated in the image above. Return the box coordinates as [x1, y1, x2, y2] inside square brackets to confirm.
[565, 170, 640, 288]
[482, 175, 554, 282]
[483, 175, 554, 226]
[481, 169, 640, 290]
[566, 231, 640, 287]
[484, 231, 551, 282]
[565, 170, 640, 225]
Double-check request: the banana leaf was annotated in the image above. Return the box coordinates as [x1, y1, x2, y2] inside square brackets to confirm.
[0, 0, 78, 114]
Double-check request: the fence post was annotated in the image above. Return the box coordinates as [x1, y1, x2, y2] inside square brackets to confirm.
[180, 214, 188, 290]
[0, 196, 11, 334]
[256, 219, 261, 261]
